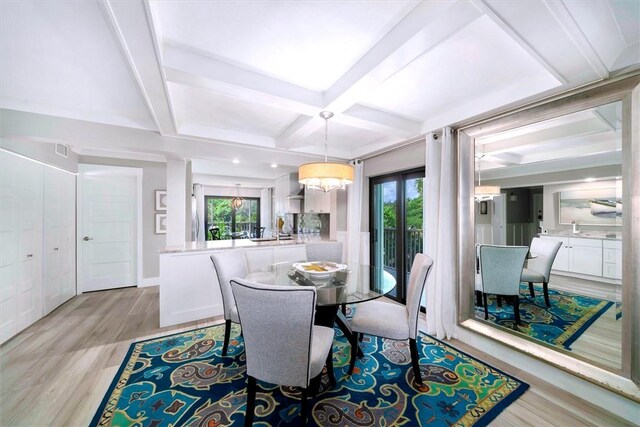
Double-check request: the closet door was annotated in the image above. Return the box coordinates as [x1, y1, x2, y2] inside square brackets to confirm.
[0, 151, 44, 344]
[43, 168, 76, 315]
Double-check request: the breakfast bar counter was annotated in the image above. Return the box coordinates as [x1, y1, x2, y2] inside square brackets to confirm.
[158, 237, 330, 327]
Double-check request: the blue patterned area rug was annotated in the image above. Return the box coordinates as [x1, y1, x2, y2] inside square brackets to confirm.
[91, 324, 528, 426]
[475, 284, 614, 350]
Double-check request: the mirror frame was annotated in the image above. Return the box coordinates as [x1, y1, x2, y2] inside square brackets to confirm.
[457, 74, 640, 401]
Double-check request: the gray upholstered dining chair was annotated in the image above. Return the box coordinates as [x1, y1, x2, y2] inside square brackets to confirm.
[305, 241, 343, 263]
[521, 237, 562, 307]
[348, 253, 434, 386]
[210, 250, 248, 356]
[477, 245, 529, 329]
[230, 278, 335, 426]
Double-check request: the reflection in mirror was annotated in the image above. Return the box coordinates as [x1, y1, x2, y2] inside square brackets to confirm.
[473, 101, 623, 371]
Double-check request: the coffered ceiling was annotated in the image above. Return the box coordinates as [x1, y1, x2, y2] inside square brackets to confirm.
[1, 0, 638, 182]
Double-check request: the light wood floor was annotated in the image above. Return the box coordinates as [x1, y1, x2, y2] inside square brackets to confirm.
[0, 286, 634, 426]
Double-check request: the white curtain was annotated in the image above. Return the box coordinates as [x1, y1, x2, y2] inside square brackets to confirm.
[346, 159, 364, 265]
[424, 127, 458, 340]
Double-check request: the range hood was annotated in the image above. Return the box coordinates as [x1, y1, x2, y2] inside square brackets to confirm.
[288, 186, 305, 199]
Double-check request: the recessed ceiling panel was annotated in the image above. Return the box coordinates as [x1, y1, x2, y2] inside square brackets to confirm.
[360, 15, 560, 121]
[0, 1, 155, 129]
[299, 121, 390, 155]
[154, 1, 417, 91]
[169, 83, 299, 137]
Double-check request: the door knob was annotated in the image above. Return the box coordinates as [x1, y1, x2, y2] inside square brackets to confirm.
[83, 236, 93, 241]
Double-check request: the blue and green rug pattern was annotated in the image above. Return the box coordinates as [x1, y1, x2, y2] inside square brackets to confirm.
[475, 284, 614, 350]
[91, 324, 528, 426]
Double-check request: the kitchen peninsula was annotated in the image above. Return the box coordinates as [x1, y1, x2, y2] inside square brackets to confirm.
[158, 236, 328, 327]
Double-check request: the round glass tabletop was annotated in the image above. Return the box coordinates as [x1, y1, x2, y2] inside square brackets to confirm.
[244, 261, 396, 307]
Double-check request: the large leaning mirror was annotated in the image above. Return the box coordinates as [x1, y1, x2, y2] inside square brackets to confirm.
[457, 76, 640, 399]
[473, 101, 623, 370]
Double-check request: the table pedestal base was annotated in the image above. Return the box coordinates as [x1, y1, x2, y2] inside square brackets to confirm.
[315, 305, 363, 358]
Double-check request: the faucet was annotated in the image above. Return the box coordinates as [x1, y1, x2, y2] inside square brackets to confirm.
[571, 220, 580, 234]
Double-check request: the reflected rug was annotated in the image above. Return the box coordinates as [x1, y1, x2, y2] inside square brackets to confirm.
[475, 284, 614, 350]
[91, 324, 528, 426]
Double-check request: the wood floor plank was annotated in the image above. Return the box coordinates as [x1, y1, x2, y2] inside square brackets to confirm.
[0, 286, 633, 426]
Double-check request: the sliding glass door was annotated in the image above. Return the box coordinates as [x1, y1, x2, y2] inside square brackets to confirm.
[370, 168, 424, 304]
[204, 196, 260, 240]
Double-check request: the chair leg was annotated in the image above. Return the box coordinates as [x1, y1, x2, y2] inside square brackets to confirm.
[483, 293, 488, 320]
[245, 376, 256, 427]
[409, 338, 422, 386]
[222, 319, 232, 356]
[529, 282, 535, 298]
[348, 332, 359, 375]
[300, 387, 308, 425]
[326, 350, 336, 387]
[359, 333, 364, 342]
[341, 304, 347, 316]
[543, 282, 550, 307]
[513, 296, 521, 328]
[475, 290, 483, 307]
[497, 296, 503, 307]
[310, 373, 322, 396]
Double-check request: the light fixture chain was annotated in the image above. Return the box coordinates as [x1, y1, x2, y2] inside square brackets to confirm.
[324, 116, 328, 162]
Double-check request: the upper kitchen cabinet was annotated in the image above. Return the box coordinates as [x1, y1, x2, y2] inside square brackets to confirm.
[274, 173, 301, 215]
[304, 190, 330, 213]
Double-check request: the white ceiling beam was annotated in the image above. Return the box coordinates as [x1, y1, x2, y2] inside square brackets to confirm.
[484, 152, 522, 166]
[163, 44, 323, 115]
[542, 0, 609, 79]
[0, 109, 326, 166]
[164, 46, 419, 141]
[472, 0, 568, 84]
[278, 0, 483, 148]
[99, 0, 176, 134]
[178, 122, 276, 148]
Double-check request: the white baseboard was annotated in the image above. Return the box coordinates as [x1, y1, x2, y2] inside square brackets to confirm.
[140, 277, 160, 287]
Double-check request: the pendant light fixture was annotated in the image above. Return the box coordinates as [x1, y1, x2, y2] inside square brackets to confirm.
[298, 111, 354, 193]
[231, 183, 244, 209]
[475, 153, 500, 202]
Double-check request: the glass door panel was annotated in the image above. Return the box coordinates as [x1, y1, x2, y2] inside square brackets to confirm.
[371, 169, 424, 304]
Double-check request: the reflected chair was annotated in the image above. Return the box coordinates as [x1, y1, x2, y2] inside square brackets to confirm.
[230, 278, 335, 426]
[477, 245, 529, 329]
[521, 237, 562, 307]
[210, 250, 248, 356]
[305, 241, 343, 263]
[348, 253, 434, 386]
[209, 227, 221, 240]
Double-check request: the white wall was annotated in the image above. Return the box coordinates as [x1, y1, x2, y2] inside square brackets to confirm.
[79, 156, 166, 279]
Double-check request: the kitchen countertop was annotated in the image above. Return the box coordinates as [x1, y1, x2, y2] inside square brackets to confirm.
[160, 235, 328, 254]
[540, 230, 622, 240]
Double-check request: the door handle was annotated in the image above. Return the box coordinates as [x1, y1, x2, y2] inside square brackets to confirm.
[26, 254, 33, 258]
[83, 236, 93, 241]
[53, 248, 59, 251]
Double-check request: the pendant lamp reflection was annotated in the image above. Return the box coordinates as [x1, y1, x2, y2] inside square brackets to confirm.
[475, 154, 500, 202]
[298, 111, 354, 193]
[231, 184, 244, 209]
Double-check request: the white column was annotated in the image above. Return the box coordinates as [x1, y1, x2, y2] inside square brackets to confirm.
[166, 160, 187, 246]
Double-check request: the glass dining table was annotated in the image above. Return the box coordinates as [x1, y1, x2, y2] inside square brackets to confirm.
[244, 261, 396, 338]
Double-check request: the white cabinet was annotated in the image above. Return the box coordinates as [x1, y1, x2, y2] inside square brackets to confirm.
[602, 240, 622, 280]
[570, 239, 603, 277]
[43, 168, 76, 315]
[1, 151, 44, 344]
[0, 150, 76, 344]
[541, 235, 614, 280]
[304, 190, 330, 213]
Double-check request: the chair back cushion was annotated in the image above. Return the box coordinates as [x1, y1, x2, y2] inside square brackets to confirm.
[210, 250, 248, 320]
[406, 253, 434, 339]
[305, 241, 343, 263]
[231, 278, 317, 388]
[479, 245, 528, 296]
[528, 237, 563, 281]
